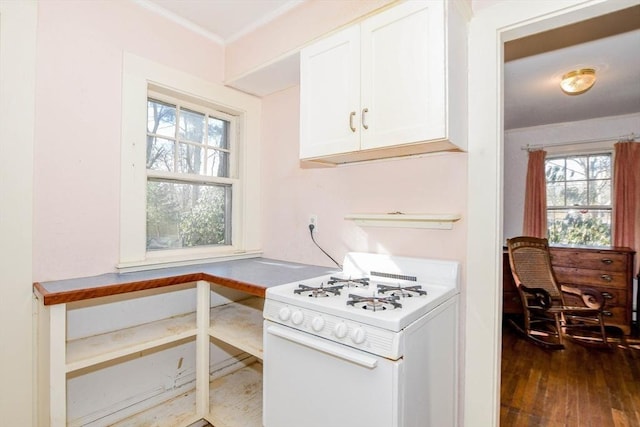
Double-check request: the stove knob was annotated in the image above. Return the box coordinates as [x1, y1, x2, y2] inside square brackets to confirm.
[291, 310, 304, 325]
[334, 322, 348, 339]
[351, 327, 367, 344]
[278, 306, 291, 321]
[311, 316, 325, 332]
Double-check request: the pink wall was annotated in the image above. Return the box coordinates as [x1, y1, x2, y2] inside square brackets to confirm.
[260, 86, 468, 267]
[33, 1, 224, 281]
[32, 1, 467, 281]
[225, 0, 393, 80]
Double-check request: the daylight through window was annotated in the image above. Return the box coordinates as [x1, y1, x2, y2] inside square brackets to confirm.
[146, 95, 235, 251]
[545, 153, 612, 246]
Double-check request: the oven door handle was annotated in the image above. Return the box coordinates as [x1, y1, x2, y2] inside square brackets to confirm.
[266, 325, 378, 369]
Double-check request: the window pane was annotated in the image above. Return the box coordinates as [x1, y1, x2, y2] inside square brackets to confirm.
[178, 142, 204, 175]
[545, 153, 611, 248]
[565, 180, 587, 206]
[545, 159, 565, 181]
[565, 156, 587, 181]
[589, 155, 611, 179]
[589, 179, 611, 205]
[147, 100, 176, 138]
[147, 136, 175, 171]
[546, 182, 565, 207]
[179, 109, 205, 143]
[208, 117, 229, 149]
[146, 180, 230, 250]
[547, 209, 611, 246]
[207, 149, 229, 177]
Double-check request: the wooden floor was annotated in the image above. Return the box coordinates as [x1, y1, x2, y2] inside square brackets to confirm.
[501, 320, 640, 426]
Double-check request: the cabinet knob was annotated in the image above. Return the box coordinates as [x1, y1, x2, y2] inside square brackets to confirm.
[600, 274, 613, 282]
[601, 292, 613, 299]
[362, 108, 369, 130]
[602, 310, 613, 317]
[601, 258, 613, 265]
[349, 111, 356, 132]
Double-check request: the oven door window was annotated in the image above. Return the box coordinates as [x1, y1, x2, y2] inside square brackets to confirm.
[263, 322, 403, 427]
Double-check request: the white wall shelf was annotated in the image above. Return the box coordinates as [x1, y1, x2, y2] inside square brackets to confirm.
[345, 213, 462, 229]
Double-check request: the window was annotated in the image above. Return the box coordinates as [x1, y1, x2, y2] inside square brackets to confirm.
[120, 54, 261, 270]
[545, 153, 612, 246]
[146, 95, 235, 251]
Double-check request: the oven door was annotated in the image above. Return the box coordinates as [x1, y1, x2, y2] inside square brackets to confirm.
[263, 321, 403, 427]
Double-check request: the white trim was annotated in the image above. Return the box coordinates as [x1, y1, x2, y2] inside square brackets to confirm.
[226, 0, 307, 44]
[132, 0, 225, 45]
[120, 53, 262, 269]
[133, 0, 307, 45]
[466, 1, 639, 426]
[0, 1, 37, 425]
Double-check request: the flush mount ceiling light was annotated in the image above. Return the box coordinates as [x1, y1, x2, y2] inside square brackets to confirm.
[560, 68, 596, 95]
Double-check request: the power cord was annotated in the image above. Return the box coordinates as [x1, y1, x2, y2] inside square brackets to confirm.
[309, 224, 342, 269]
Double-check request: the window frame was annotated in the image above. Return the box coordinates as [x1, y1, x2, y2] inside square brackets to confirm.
[146, 90, 237, 251]
[544, 148, 614, 247]
[119, 53, 262, 271]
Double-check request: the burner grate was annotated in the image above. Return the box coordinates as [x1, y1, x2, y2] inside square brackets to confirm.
[328, 276, 370, 288]
[377, 284, 427, 298]
[346, 294, 402, 311]
[294, 283, 343, 298]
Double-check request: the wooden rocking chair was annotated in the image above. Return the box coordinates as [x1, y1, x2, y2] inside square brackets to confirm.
[506, 236, 609, 350]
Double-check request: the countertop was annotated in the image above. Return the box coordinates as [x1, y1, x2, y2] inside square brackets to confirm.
[33, 257, 337, 305]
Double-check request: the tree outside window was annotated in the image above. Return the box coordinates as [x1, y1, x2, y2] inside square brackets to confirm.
[545, 153, 612, 246]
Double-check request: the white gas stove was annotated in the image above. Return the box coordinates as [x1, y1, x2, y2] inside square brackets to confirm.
[263, 252, 460, 427]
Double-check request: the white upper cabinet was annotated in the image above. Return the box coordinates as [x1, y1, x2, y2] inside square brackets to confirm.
[299, 25, 361, 158]
[299, 1, 468, 165]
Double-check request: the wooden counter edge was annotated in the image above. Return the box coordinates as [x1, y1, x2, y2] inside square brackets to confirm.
[33, 272, 267, 306]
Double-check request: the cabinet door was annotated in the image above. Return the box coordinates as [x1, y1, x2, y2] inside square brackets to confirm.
[300, 25, 360, 159]
[360, 1, 445, 150]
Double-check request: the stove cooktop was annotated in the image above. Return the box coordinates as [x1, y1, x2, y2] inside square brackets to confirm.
[265, 253, 460, 331]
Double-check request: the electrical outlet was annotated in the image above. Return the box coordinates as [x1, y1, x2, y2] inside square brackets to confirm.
[309, 215, 318, 232]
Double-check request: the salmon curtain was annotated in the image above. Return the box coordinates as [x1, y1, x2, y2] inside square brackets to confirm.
[522, 150, 548, 238]
[613, 141, 640, 275]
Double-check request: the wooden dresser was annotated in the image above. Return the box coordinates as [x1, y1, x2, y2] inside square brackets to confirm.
[503, 245, 636, 334]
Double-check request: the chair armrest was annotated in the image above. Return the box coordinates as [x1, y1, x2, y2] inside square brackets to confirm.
[520, 285, 552, 309]
[560, 285, 606, 310]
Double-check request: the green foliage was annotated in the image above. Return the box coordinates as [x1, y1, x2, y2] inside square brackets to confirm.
[548, 212, 611, 246]
[179, 187, 226, 247]
[147, 181, 181, 248]
[146, 182, 228, 250]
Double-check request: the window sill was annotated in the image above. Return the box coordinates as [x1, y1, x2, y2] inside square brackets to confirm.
[116, 250, 263, 274]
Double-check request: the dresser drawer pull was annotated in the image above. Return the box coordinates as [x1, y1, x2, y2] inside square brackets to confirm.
[601, 292, 613, 299]
[602, 310, 613, 317]
[600, 274, 613, 282]
[601, 258, 613, 265]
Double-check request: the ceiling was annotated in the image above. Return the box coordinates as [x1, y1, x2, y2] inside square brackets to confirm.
[140, 0, 640, 131]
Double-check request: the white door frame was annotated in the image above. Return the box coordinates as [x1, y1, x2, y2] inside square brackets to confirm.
[465, 0, 638, 425]
[0, 1, 38, 425]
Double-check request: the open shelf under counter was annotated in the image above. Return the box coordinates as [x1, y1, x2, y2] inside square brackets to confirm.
[109, 362, 263, 427]
[108, 387, 201, 427]
[209, 297, 264, 360]
[345, 213, 462, 229]
[66, 312, 198, 373]
[207, 362, 263, 427]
